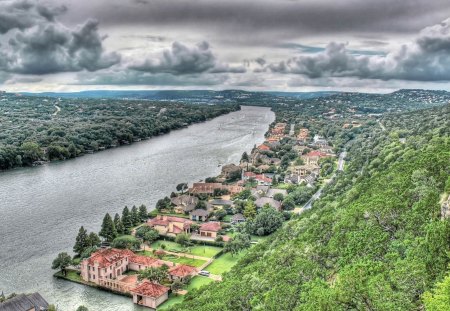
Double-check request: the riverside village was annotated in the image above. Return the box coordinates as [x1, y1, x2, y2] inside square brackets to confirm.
[50, 121, 341, 310]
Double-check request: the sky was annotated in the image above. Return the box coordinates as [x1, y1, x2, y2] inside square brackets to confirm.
[1, 0, 450, 92]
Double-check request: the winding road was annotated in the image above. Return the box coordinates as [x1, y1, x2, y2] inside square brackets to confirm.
[302, 150, 346, 210]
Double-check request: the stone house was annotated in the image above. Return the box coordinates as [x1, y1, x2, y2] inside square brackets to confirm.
[171, 195, 199, 214]
[0, 293, 49, 311]
[190, 209, 210, 222]
[168, 264, 197, 282]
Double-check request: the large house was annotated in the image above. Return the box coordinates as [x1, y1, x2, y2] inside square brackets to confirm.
[80, 248, 170, 286]
[171, 195, 199, 214]
[199, 222, 222, 238]
[243, 172, 273, 185]
[130, 281, 170, 309]
[147, 215, 193, 236]
[301, 150, 329, 166]
[189, 183, 243, 195]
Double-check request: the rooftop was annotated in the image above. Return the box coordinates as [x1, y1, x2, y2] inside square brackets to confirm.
[130, 281, 170, 298]
[200, 221, 222, 232]
[169, 264, 197, 278]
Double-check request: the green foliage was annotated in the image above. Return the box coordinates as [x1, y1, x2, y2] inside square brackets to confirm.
[131, 205, 140, 226]
[111, 235, 141, 250]
[139, 265, 169, 283]
[224, 233, 251, 255]
[114, 213, 125, 235]
[121, 206, 133, 230]
[136, 226, 160, 244]
[51, 252, 72, 276]
[139, 204, 148, 222]
[73, 226, 88, 256]
[249, 207, 284, 236]
[0, 93, 239, 171]
[76, 306, 89, 311]
[175, 233, 191, 247]
[243, 200, 257, 220]
[423, 269, 450, 311]
[99, 213, 117, 242]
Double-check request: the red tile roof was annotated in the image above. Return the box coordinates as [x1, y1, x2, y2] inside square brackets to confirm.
[200, 222, 222, 232]
[130, 281, 170, 298]
[87, 248, 134, 268]
[257, 144, 271, 151]
[169, 264, 197, 278]
[130, 255, 162, 267]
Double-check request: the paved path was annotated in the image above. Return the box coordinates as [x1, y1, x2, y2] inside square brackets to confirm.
[53, 105, 61, 116]
[377, 119, 386, 131]
[140, 246, 211, 262]
[301, 150, 346, 211]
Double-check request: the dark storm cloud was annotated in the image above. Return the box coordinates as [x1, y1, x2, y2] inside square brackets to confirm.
[129, 41, 245, 75]
[0, 1, 120, 75]
[0, 20, 120, 74]
[63, 0, 450, 44]
[0, 0, 66, 33]
[268, 18, 450, 81]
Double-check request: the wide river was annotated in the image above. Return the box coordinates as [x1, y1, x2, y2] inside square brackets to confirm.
[0, 106, 274, 310]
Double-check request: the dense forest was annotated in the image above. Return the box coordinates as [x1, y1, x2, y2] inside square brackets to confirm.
[171, 103, 450, 310]
[0, 93, 239, 170]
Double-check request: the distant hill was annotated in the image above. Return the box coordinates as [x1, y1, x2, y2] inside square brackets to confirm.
[19, 89, 339, 101]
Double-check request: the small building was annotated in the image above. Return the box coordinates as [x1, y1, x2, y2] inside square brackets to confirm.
[257, 144, 271, 151]
[0, 293, 49, 311]
[130, 281, 170, 309]
[199, 222, 222, 238]
[255, 197, 282, 211]
[171, 195, 199, 214]
[190, 209, 210, 222]
[168, 264, 197, 282]
[231, 213, 246, 225]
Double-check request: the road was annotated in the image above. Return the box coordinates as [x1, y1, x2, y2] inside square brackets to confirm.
[377, 119, 386, 131]
[302, 150, 346, 210]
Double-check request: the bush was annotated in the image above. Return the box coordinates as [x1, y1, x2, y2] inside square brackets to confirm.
[112, 235, 141, 250]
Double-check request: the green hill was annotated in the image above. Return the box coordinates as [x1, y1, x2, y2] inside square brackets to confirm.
[172, 104, 450, 311]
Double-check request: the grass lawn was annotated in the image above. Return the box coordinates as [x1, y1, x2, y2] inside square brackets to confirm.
[137, 250, 207, 268]
[273, 183, 290, 189]
[151, 240, 222, 258]
[157, 293, 185, 310]
[204, 252, 246, 275]
[185, 276, 214, 291]
[151, 240, 183, 252]
[189, 245, 222, 258]
[164, 254, 206, 267]
[64, 270, 83, 282]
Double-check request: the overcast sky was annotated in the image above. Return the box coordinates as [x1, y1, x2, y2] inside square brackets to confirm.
[1, 0, 450, 92]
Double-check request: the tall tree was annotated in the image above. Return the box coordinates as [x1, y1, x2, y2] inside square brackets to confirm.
[131, 205, 140, 226]
[243, 200, 257, 220]
[122, 206, 133, 229]
[51, 252, 72, 276]
[99, 213, 117, 242]
[138, 204, 148, 222]
[73, 226, 88, 256]
[87, 232, 100, 247]
[114, 213, 125, 234]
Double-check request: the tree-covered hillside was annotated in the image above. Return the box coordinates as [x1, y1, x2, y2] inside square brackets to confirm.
[172, 104, 450, 311]
[0, 93, 239, 170]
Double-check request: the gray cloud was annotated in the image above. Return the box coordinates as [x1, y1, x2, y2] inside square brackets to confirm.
[75, 69, 229, 86]
[61, 0, 450, 45]
[269, 18, 450, 81]
[0, 0, 66, 34]
[0, 19, 120, 74]
[129, 41, 245, 75]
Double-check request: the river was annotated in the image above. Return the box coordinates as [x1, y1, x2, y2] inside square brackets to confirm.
[0, 106, 274, 310]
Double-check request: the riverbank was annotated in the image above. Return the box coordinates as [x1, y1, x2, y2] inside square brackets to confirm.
[0, 92, 241, 172]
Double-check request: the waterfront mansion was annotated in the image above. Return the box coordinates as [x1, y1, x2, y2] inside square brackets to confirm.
[81, 248, 197, 308]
